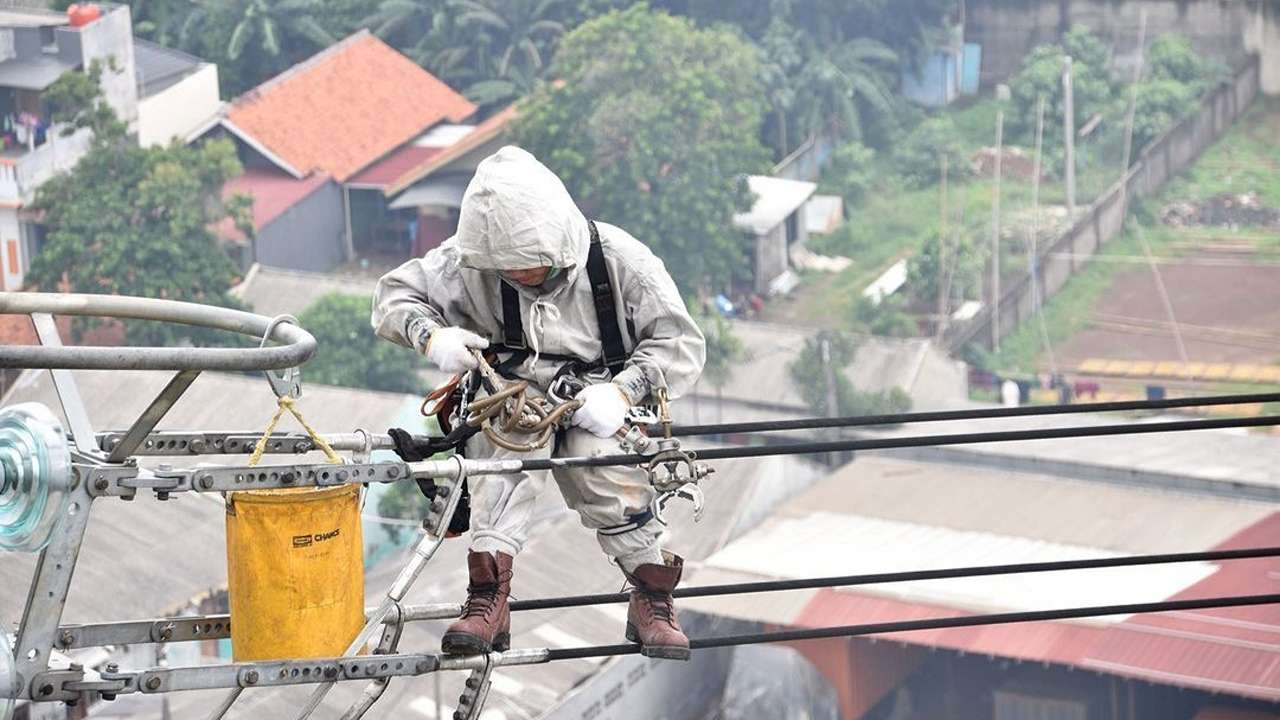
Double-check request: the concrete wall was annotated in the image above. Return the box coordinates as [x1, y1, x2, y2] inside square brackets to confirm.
[968, 0, 1259, 87]
[948, 58, 1261, 352]
[77, 4, 138, 126]
[137, 63, 219, 148]
[254, 179, 347, 272]
[1246, 0, 1280, 95]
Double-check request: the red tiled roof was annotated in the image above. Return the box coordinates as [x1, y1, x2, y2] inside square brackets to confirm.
[217, 168, 332, 243]
[225, 31, 475, 183]
[793, 511, 1280, 702]
[347, 145, 445, 188]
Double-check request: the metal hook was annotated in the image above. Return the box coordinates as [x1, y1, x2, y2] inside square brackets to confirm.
[259, 315, 302, 399]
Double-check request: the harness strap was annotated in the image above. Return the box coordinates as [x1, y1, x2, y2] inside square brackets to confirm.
[598, 508, 655, 536]
[497, 219, 628, 378]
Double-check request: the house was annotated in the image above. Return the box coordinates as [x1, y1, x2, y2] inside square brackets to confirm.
[901, 22, 981, 106]
[732, 175, 817, 295]
[382, 103, 519, 255]
[0, 4, 134, 291]
[0, 4, 219, 291]
[205, 30, 477, 273]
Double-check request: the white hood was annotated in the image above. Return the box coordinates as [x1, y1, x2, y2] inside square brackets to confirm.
[455, 145, 589, 274]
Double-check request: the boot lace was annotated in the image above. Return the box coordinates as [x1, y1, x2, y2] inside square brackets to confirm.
[640, 588, 676, 626]
[461, 570, 512, 619]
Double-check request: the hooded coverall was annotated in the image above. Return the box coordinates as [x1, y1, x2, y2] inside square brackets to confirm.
[371, 146, 706, 571]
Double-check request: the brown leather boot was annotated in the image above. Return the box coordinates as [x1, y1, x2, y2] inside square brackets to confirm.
[442, 551, 512, 655]
[624, 553, 690, 661]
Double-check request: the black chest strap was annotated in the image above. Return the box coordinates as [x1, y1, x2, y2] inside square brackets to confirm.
[498, 219, 628, 377]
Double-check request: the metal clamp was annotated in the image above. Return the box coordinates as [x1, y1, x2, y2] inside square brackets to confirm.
[453, 652, 500, 720]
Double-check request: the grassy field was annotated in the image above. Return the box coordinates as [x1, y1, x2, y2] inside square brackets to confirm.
[991, 97, 1280, 375]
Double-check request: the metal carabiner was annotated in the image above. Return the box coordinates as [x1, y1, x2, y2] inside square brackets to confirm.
[259, 314, 303, 399]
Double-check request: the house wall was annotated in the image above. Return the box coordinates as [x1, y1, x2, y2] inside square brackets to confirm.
[254, 180, 346, 272]
[753, 222, 788, 294]
[0, 207, 21, 290]
[137, 63, 219, 148]
[1248, 0, 1280, 95]
[77, 4, 138, 126]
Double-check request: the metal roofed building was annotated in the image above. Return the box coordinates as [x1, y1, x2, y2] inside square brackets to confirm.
[733, 175, 818, 295]
[682, 454, 1280, 718]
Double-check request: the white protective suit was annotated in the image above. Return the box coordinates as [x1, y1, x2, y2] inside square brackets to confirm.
[372, 146, 706, 570]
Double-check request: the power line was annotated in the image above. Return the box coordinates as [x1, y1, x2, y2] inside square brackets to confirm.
[549, 413, 1280, 471]
[656, 391, 1280, 437]
[543, 592, 1280, 662]
[501, 546, 1280, 614]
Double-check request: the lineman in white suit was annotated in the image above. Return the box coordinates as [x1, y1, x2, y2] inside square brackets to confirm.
[372, 146, 705, 659]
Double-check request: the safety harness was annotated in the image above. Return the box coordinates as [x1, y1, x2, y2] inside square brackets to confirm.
[489, 220, 634, 379]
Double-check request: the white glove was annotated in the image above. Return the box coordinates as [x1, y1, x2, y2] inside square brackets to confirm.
[424, 327, 489, 373]
[572, 383, 631, 438]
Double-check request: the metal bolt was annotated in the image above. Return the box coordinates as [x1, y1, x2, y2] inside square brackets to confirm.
[93, 477, 109, 492]
[415, 661, 431, 673]
[108, 437, 120, 449]
[190, 439, 207, 454]
[198, 474, 214, 490]
[244, 670, 259, 685]
[59, 630, 74, 647]
[387, 466, 400, 478]
[337, 470, 349, 482]
[158, 624, 174, 641]
[281, 472, 296, 485]
[68, 662, 82, 672]
[38, 683, 53, 697]
[145, 676, 162, 691]
[156, 491, 170, 501]
[105, 663, 118, 673]
[294, 441, 311, 453]
[324, 667, 339, 680]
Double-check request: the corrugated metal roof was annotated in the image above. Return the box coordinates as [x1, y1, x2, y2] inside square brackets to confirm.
[733, 176, 817, 235]
[347, 144, 444, 188]
[133, 37, 204, 97]
[686, 454, 1280, 701]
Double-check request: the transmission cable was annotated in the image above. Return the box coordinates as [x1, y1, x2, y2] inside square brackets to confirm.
[653, 391, 1280, 437]
[542, 592, 1280, 662]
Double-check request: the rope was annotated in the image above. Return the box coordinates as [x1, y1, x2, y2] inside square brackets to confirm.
[542, 592, 1280, 661]
[520, 413, 1280, 471]
[499, 545, 1280, 614]
[461, 352, 581, 453]
[248, 396, 343, 468]
[656, 391, 1280, 438]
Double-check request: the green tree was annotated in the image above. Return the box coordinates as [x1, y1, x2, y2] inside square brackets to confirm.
[514, 6, 770, 291]
[907, 230, 984, 308]
[1130, 78, 1196, 154]
[27, 131, 250, 345]
[178, 0, 337, 96]
[1147, 34, 1224, 93]
[1009, 28, 1116, 156]
[695, 310, 745, 391]
[892, 116, 969, 188]
[792, 37, 898, 144]
[820, 141, 875, 207]
[447, 0, 568, 109]
[43, 60, 126, 138]
[787, 330, 912, 416]
[295, 294, 425, 393]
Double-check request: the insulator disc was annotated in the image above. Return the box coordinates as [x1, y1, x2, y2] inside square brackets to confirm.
[0, 627, 14, 719]
[0, 403, 72, 553]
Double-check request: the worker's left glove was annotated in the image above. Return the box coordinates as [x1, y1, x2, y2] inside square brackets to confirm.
[572, 383, 631, 438]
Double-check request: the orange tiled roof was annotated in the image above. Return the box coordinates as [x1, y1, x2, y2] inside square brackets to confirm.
[225, 31, 476, 183]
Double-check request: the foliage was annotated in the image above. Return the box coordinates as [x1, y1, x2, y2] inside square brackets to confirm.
[1147, 34, 1223, 93]
[1008, 28, 1116, 155]
[907, 229, 985, 308]
[819, 141, 875, 207]
[27, 133, 250, 345]
[42, 60, 126, 138]
[892, 116, 970, 188]
[513, 5, 770, 291]
[851, 294, 917, 337]
[178, 0, 337, 96]
[695, 310, 746, 389]
[1129, 79, 1196, 154]
[296, 294, 425, 393]
[791, 36, 898, 145]
[787, 330, 913, 416]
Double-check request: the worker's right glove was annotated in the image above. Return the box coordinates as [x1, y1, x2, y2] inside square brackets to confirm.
[422, 327, 489, 373]
[572, 383, 631, 438]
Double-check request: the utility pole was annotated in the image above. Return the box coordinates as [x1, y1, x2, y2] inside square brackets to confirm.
[1062, 55, 1076, 218]
[990, 108, 1004, 352]
[937, 155, 949, 339]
